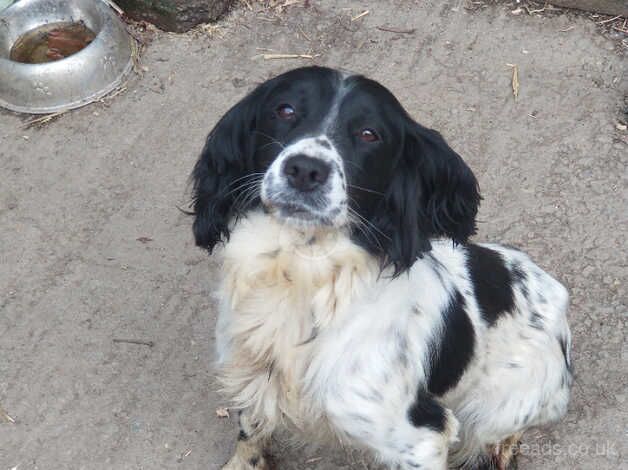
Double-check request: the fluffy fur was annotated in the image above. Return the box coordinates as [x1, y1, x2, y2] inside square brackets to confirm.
[190, 67, 572, 470]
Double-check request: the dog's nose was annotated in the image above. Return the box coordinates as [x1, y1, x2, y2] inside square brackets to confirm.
[283, 154, 330, 192]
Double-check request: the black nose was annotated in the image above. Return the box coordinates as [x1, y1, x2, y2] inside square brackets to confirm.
[283, 154, 330, 192]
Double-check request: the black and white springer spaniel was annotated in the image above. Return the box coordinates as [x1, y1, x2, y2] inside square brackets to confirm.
[190, 67, 572, 470]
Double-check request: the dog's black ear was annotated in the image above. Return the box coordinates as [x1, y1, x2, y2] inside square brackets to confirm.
[408, 122, 480, 245]
[191, 88, 264, 252]
[370, 121, 480, 275]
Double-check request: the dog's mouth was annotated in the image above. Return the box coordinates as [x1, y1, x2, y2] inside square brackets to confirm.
[264, 200, 332, 227]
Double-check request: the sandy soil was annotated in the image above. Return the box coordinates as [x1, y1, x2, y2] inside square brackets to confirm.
[0, 1, 626, 469]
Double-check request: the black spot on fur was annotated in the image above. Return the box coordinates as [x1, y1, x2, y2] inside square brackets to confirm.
[466, 244, 515, 326]
[427, 290, 475, 396]
[317, 138, 332, 149]
[238, 429, 248, 441]
[559, 335, 572, 372]
[249, 456, 259, 467]
[407, 390, 446, 432]
[529, 310, 544, 329]
[297, 326, 319, 346]
[511, 263, 526, 283]
[511, 262, 530, 300]
[355, 388, 384, 402]
[427, 253, 446, 284]
[347, 413, 373, 424]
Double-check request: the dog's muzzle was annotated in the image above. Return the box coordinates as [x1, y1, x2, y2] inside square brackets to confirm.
[261, 136, 347, 227]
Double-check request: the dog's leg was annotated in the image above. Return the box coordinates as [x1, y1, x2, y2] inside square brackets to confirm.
[328, 393, 458, 470]
[384, 407, 458, 470]
[222, 410, 271, 470]
[491, 432, 522, 470]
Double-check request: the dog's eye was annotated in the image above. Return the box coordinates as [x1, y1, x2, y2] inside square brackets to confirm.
[276, 104, 296, 120]
[360, 128, 380, 143]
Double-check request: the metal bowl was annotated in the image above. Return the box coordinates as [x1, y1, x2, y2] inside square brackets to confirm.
[0, 0, 133, 114]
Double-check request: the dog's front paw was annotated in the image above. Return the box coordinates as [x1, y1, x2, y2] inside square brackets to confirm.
[221, 442, 271, 470]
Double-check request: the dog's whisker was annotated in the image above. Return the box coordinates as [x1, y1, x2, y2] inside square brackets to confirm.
[232, 183, 261, 212]
[258, 141, 284, 151]
[348, 207, 391, 242]
[348, 209, 385, 252]
[343, 159, 365, 173]
[223, 176, 264, 199]
[225, 172, 265, 189]
[253, 130, 285, 149]
[347, 184, 384, 196]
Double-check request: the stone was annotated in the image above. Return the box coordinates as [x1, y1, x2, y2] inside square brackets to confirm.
[116, 0, 235, 33]
[549, 0, 628, 16]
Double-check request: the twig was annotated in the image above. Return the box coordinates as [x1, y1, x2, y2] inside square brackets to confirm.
[597, 15, 621, 25]
[351, 10, 370, 22]
[524, 1, 548, 14]
[113, 338, 154, 347]
[297, 25, 311, 41]
[23, 111, 67, 128]
[277, 0, 301, 10]
[102, 0, 124, 15]
[254, 53, 317, 60]
[240, 0, 253, 10]
[98, 85, 128, 107]
[506, 64, 519, 101]
[376, 26, 416, 34]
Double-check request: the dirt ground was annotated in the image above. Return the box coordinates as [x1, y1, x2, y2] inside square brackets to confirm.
[1, 1, 626, 469]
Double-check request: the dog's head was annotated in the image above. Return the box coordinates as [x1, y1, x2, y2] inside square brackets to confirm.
[191, 66, 480, 274]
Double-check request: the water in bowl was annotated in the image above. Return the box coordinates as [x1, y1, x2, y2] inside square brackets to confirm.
[10, 21, 96, 64]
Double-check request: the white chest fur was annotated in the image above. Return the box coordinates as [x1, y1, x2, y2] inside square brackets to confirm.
[215, 211, 378, 434]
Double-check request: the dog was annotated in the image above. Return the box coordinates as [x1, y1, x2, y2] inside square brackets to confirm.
[190, 66, 572, 470]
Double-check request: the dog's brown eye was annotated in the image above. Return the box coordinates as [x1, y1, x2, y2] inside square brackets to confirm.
[360, 128, 380, 142]
[276, 104, 296, 120]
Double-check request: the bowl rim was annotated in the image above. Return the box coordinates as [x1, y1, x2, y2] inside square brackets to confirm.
[0, 58, 132, 114]
[0, 0, 133, 114]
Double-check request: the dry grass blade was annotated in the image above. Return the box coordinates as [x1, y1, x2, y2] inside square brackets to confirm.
[113, 338, 154, 347]
[613, 24, 628, 34]
[351, 10, 370, 22]
[23, 111, 67, 129]
[597, 15, 621, 25]
[506, 63, 520, 101]
[98, 84, 129, 107]
[524, 1, 549, 14]
[130, 38, 142, 75]
[0, 405, 16, 424]
[376, 26, 416, 34]
[254, 53, 317, 60]
[277, 0, 301, 9]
